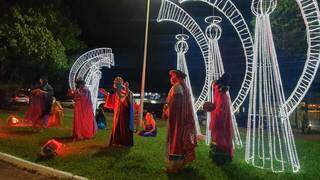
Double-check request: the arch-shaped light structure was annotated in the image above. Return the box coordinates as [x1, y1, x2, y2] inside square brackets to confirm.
[69, 48, 114, 113]
[179, 0, 255, 114]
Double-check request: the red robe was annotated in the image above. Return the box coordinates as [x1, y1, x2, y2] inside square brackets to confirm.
[167, 81, 197, 164]
[210, 83, 234, 157]
[25, 90, 47, 128]
[105, 93, 133, 147]
[47, 101, 63, 127]
[73, 87, 96, 140]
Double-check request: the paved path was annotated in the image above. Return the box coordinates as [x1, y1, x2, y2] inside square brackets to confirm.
[0, 160, 53, 180]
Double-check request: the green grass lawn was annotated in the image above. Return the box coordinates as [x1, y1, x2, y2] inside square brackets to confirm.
[0, 108, 319, 179]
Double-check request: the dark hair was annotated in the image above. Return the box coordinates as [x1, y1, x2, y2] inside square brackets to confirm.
[169, 70, 187, 79]
[40, 76, 48, 80]
[40, 76, 48, 84]
[216, 73, 231, 87]
[75, 78, 85, 89]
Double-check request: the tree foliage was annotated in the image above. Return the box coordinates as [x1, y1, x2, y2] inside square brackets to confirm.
[0, 0, 86, 83]
[270, 0, 307, 57]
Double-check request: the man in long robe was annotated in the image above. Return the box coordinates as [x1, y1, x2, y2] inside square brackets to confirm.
[204, 73, 234, 165]
[166, 70, 197, 173]
[39, 76, 54, 127]
[103, 77, 134, 147]
[72, 79, 96, 140]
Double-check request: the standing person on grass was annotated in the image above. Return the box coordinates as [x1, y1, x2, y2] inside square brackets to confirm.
[39, 76, 54, 127]
[71, 79, 96, 140]
[165, 70, 197, 173]
[101, 76, 134, 147]
[203, 73, 234, 165]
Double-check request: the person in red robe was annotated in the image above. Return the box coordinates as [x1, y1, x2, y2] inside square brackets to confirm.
[71, 79, 96, 140]
[102, 77, 134, 147]
[203, 73, 234, 165]
[166, 70, 197, 173]
[25, 89, 48, 130]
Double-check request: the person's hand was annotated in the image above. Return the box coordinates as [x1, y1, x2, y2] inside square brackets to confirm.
[124, 82, 129, 88]
[99, 88, 109, 95]
[68, 89, 75, 96]
[197, 134, 206, 141]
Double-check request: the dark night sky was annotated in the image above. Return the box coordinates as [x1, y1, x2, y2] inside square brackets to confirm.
[65, 0, 319, 100]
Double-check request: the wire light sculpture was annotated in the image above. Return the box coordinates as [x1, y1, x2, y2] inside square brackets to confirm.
[245, 0, 300, 172]
[204, 16, 242, 148]
[179, 0, 255, 114]
[284, 0, 320, 116]
[69, 48, 114, 114]
[157, 0, 210, 112]
[157, 0, 243, 148]
[175, 34, 201, 135]
[158, 0, 320, 173]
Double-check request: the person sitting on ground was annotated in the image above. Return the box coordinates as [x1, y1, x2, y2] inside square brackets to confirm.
[47, 97, 63, 127]
[138, 112, 157, 137]
[96, 104, 107, 129]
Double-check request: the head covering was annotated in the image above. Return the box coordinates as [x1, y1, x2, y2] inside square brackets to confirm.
[40, 76, 48, 81]
[217, 73, 231, 86]
[169, 70, 187, 79]
[114, 76, 124, 83]
[75, 78, 85, 88]
[40, 76, 48, 84]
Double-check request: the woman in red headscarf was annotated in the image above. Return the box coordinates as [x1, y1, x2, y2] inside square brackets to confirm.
[203, 73, 234, 165]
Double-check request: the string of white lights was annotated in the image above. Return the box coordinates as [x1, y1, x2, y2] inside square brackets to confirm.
[175, 34, 202, 135]
[246, 0, 300, 172]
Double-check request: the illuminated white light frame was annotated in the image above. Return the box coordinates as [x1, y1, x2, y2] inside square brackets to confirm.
[158, 0, 320, 173]
[69, 48, 114, 114]
[285, 0, 320, 115]
[175, 34, 202, 135]
[179, 0, 255, 114]
[157, 0, 242, 148]
[246, 0, 300, 173]
[69, 48, 114, 89]
[204, 16, 242, 148]
[157, 0, 211, 112]
[245, 0, 320, 173]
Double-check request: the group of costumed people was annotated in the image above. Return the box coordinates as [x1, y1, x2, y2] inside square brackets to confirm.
[24, 76, 63, 130]
[70, 70, 233, 172]
[23, 70, 234, 173]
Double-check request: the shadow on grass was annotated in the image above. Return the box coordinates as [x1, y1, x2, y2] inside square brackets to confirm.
[219, 162, 262, 180]
[93, 146, 131, 159]
[167, 166, 206, 180]
[0, 129, 37, 137]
